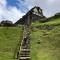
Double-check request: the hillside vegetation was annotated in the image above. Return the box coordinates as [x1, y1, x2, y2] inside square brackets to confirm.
[30, 17, 60, 60]
[0, 27, 23, 60]
[32, 17, 60, 27]
[0, 16, 60, 60]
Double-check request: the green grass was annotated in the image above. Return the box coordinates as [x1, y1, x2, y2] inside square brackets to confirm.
[32, 18, 60, 27]
[0, 27, 23, 60]
[30, 18, 60, 60]
[0, 17, 60, 60]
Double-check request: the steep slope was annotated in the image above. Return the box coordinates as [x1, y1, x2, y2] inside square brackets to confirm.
[0, 27, 23, 60]
[15, 6, 46, 25]
[32, 17, 60, 27]
[30, 17, 60, 60]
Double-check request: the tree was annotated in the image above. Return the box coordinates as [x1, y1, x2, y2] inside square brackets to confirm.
[1, 20, 13, 27]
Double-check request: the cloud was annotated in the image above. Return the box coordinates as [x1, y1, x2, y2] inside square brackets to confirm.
[0, 0, 6, 5]
[0, 0, 60, 23]
[1, 7, 25, 23]
[0, 0, 25, 23]
[46, 0, 60, 5]
[21, 0, 60, 17]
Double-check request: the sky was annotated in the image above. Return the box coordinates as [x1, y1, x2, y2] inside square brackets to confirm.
[0, 0, 60, 23]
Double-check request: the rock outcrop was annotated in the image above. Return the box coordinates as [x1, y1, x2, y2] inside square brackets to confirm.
[15, 6, 46, 25]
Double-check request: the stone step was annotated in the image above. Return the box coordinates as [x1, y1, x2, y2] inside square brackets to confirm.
[21, 44, 30, 49]
[21, 47, 30, 49]
[22, 42, 30, 46]
[21, 50, 30, 52]
[20, 54, 30, 57]
[19, 57, 31, 60]
[22, 46, 30, 49]
[22, 47, 30, 49]
[22, 44, 30, 46]
[20, 53, 30, 55]
[20, 50, 30, 54]
[21, 49, 30, 51]
[20, 52, 30, 55]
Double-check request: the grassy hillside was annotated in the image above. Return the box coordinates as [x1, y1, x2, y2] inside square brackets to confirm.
[32, 18, 60, 26]
[0, 17, 60, 60]
[30, 18, 60, 60]
[0, 27, 23, 60]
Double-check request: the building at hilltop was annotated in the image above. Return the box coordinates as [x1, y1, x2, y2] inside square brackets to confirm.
[15, 6, 46, 25]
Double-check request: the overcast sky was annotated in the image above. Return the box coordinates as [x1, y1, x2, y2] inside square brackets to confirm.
[0, 0, 60, 23]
